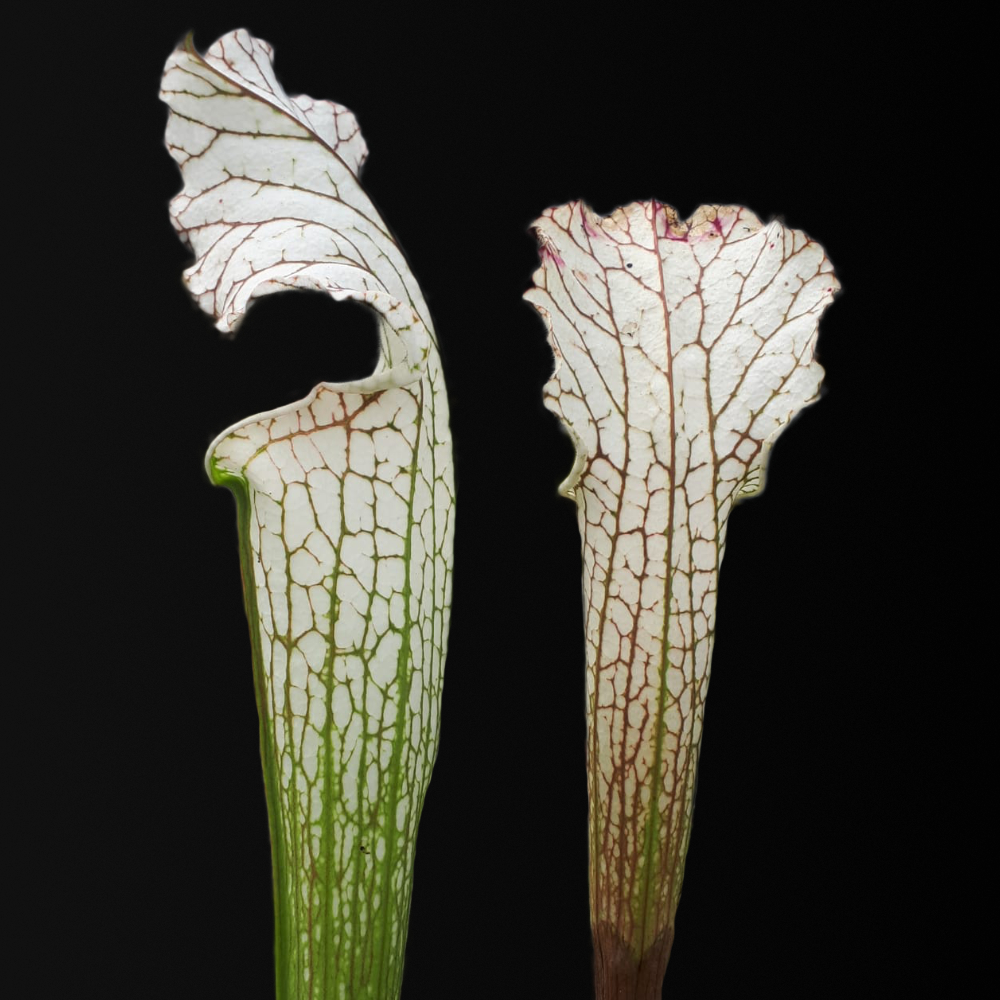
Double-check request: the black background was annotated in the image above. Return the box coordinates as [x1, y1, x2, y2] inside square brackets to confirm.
[37, 9, 945, 998]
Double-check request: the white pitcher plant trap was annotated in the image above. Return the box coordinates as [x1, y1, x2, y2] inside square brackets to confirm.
[160, 30, 454, 1000]
[526, 200, 838, 997]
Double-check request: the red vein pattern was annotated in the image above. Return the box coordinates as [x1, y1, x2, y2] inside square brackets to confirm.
[526, 200, 837, 997]
[160, 30, 453, 1000]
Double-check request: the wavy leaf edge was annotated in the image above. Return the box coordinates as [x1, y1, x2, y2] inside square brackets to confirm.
[525, 196, 838, 997]
[160, 28, 454, 1000]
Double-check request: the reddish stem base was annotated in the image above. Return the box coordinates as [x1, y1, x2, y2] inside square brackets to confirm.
[593, 922, 675, 1000]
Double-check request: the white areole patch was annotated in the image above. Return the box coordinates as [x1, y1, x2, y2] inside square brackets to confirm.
[161, 29, 454, 1000]
[526, 199, 837, 969]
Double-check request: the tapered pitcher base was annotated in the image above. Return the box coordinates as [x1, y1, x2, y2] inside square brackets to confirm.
[593, 922, 674, 1000]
